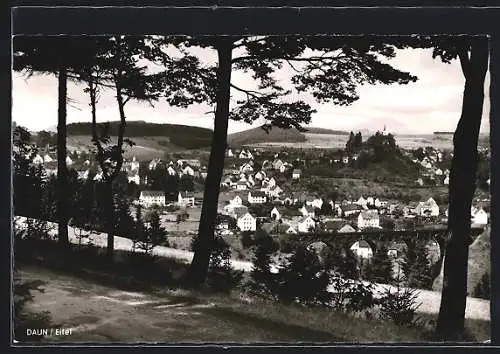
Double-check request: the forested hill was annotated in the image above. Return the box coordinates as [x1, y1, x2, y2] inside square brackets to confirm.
[305, 127, 350, 135]
[66, 121, 213, 149]
[228, 126, 307, 146]
[67, 121, 213, 138]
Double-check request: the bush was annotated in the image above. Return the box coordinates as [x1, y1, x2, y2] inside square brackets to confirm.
[329, 273, 376, 313]
[206, 236, 243, 293]
[248, 242, 278, 299]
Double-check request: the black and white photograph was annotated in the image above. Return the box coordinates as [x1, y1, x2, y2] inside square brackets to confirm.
[11, 34, 491, 343]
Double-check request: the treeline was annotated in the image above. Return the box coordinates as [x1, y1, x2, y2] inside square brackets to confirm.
[66, 121, 213, 148]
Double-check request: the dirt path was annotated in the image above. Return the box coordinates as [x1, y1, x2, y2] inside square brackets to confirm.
[18, 267, 341, 343]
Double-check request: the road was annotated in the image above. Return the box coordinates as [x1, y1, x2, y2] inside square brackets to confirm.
[14, 216, 490, 321]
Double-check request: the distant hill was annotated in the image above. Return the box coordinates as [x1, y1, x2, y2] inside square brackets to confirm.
[228, 126, 307, 146]
[66, 121, 213, 150]
[304, 127, 349, 135]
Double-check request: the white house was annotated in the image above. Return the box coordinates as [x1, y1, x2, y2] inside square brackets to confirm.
[178, 191, 195, 207]
[32, 154, 44, 165]
[306, 198, 323, 210]
[416, 197, 440, 217]
[248, 191, 267, 204]
[355, 196, 367, 208]
[292, 169, 302, 179]
[227, 148, 234, 157]
[279, 164, 287, 173]
[267, 177, 277, 189]
[298, 216, 316, 233]
[128, 173, 140, 185]
[254, 171, 266, 181]
[140, 190, 166, 207]
[236, 181, 248, 191]
[240, 162, 254, 173]
[472, 207, 488, 225]
[43, 154, 54, 163]
[272, 159, 284, 170]
[237, 212, 257, 232]
[435, 168, 443, 176]
[443, 175, 450, 185]
[66, 156, 73, 166]
[267, 185, 283, 198]
[299, 205, 316, 218]
[149, 158, 160, 170]
[357, 210, 380, 229]
[270, 206, 283, 221]
[167, 166, 177, 176]
[350, 240, 373, 259]
[366, 197, 374, 206]
[230, 195, 243, 206]
[182, 165, 195, 176]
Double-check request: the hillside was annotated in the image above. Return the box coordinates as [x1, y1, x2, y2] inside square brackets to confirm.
[228, 126, 307, 146]
[66, 121, 213, 150]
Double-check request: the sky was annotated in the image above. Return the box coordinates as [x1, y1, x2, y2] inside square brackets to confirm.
[12, 44, 491, 136]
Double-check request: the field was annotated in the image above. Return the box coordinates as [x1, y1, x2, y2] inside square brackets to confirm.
[247, 132, 490, 151]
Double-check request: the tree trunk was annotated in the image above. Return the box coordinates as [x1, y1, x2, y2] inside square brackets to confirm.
[187, 39, 233, 286]
[105, 180, 115, 260]
[436, 38, 488, 340]
[57, 66, 69, 247]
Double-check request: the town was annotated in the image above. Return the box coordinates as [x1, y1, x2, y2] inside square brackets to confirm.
[25, 126, 491, 262]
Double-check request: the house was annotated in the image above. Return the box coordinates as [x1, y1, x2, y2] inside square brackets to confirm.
[240, 162, 254, 173]
[415, 197, 440, 217]
[182, 165, 195, 176]
[149, 158, 161, 170]
[350, 240, 373, 259]
[267, 185, 283, 198]
[267, 177, 277, 188]
[140, 190, 166, 207]
[239, 149, 253, 160]
[435, 168, 443, 176]
[167, 166, 177, 176]
[43, 154, 54, 163]
[227, 148, 234, 157]
[272, 159, 284, 170]
[292, 169, 302, 179]
[128, 173, 140, 185]
[66, 156, 73, 166]
[237, 212, 257, 232]
[366, 197, 374, 206]
[343, 203, 363, 217]
[270, 206, 284, 221]
[32, 154, 44, 165]
[357, 210, 380, 229]
[178, 191, 195, 207]
[298, 216, 316, 233]
[299, 205, 316, 218]
[342, 156, 349, 164]
[416, 178, 424, 187]
[338, 224, 356, 233]
[443, 175, 450, 185]
[254, 171, 266, 181]
[355, 196, 367, 208]
[472, 207, 488, 225]
[279, 164, 288, 173]
[306, 198, 323, 210]
[248, 191, 267, 204]
[236, 181, 248, 191]
[230, 195, 243, 205]
[279, 223, 298, 234]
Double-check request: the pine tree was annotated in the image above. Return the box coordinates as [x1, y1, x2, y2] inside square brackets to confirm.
[148, 210, 169, 249]
[402, 241, 433, 289]
[365, 245, 393, 284]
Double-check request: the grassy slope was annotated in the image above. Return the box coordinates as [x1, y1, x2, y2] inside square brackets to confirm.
[228, 126, 307, 147]
[432, 226, 490, 296]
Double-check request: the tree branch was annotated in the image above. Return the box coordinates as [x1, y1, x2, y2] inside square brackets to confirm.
[230, 83, 267, 101]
